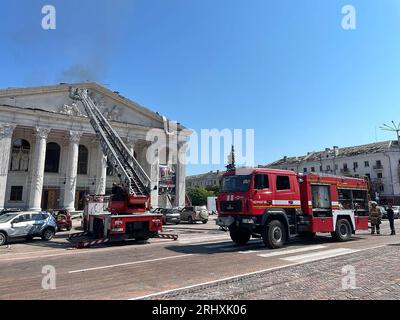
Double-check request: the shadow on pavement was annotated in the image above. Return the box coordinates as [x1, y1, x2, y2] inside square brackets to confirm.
[164, 235, 363, 255]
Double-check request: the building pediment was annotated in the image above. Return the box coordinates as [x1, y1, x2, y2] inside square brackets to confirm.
[0, 82, 178, 130]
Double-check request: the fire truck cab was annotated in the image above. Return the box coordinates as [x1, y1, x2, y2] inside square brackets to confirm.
[216, 168, 369, 249]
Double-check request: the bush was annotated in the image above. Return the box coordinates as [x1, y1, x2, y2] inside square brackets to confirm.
[187, 187, 214, 206]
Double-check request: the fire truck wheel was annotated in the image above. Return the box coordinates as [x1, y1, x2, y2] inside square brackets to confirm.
[332, 219, 352, 242]
[229, 227, 251, 246]
[263, 220, 286, 249]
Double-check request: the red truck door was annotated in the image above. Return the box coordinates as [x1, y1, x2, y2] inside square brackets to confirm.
[272, 174, 300, 234]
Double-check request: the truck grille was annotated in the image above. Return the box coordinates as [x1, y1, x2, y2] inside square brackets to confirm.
[220, 200, 242, 212]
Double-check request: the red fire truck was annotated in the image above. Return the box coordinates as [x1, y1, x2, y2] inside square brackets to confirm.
[216, 168, 369, 249]
[68, 88, 174, 248]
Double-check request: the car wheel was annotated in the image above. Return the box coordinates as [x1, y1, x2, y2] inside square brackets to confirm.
[331, 219, 352, 242]
[263, 220, 286, 249]
[188, 216, 194, 224]
[229, 226, 251, 246]
[202, 220, 208, 224]
[41, 228, 55, 241]
[0, 232, 7, 246]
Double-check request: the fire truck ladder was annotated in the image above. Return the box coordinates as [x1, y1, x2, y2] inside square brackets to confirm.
[70, 88, 151, 196]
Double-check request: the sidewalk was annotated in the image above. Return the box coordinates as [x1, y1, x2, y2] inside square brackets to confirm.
[152, 243, 400, 300]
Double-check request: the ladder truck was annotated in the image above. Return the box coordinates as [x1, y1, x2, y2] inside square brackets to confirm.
[68, 88, 176, 248]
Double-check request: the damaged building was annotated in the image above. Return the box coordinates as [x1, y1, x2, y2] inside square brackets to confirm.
[0, 83, 190, 211]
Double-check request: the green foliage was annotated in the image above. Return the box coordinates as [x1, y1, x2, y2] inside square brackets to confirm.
[187, 187, 215, 206]
[205, 185, 220, 195]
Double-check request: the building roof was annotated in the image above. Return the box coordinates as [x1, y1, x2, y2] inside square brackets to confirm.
[267, 140, 399, 167]
[0, 82, 188, 130]
[186, 170, 225, 180]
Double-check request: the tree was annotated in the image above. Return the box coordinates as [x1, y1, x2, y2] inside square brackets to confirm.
[205, 185, 220, 195]
[187, 187, 214, 206]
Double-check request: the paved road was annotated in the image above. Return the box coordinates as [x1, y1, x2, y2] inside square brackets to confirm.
[0, 217, 399, 300]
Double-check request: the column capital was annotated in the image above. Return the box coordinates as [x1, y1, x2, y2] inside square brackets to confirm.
[0, 123, 16, 139]
[67, 130, 82, 143]
[34, 127, 51, 140]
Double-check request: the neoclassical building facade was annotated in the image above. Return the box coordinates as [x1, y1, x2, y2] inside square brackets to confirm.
[0, 83, 190, 211]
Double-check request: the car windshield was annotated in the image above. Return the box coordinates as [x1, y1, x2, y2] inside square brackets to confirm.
[0, 213, 18, 223]
[166, 209, 180, 214]
[221, 175, 251, 192]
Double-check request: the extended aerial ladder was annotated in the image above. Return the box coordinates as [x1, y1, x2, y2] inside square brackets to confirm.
[70, 88, 152, 212]
[67, 88, 177, 248]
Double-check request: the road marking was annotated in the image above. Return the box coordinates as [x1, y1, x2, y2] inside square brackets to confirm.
[130, 244, 387, 300]
[179, 235, 229, 244]
[256, 245, 326, 258]
[282, 248, 359, 263]
[69, 254, 192, 274]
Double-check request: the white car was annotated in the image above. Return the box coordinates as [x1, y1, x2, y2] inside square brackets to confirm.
[0, 211, 57, 246]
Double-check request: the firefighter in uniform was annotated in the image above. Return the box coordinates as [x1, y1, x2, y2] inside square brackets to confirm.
[369, 202, 382, 235]
[386, 203, 396, 236]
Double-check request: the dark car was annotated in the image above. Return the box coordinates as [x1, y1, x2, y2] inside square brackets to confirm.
[161, 208, 181, 225]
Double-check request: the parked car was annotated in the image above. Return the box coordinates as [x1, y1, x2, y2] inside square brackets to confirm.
[0, 211, 57, 246]
[378, 206, 388, 219]
[0, 208, 21, 216]
[50, 209, 72, 231]
[150, 207, 164, 214]
[392, 206, 400, 219]
[180, 206, 209, 224]
[161, 208, 181, 225]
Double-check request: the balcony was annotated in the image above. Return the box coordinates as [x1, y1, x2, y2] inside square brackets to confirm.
[373, 164, 384, 171]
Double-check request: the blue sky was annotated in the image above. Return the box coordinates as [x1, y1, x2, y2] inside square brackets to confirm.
[0, 0, 399, 175]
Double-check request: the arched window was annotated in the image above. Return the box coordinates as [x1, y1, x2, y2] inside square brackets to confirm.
[10, 139, 31, 171]
[45, 143, 61, 173]
[77, 145, 89, 175]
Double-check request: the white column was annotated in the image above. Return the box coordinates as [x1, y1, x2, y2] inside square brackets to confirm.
[28, 127, 50, 211]
[0, 123, 16, 210]
[96, 145, 107, 195]
[150, 148, 160, 208]
[175, 142, 188, 207]
[62, 131, 82, 211]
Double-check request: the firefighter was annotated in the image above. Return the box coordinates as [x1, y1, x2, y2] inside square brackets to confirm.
[369, 202, 382, 235]
[111, 183, 125, 201]
[386, 203, 396, 236]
